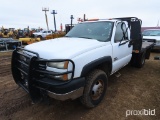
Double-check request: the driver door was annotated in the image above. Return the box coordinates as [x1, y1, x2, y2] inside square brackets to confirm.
[111, 22, 133, 73]
[42, 31, 47, 37]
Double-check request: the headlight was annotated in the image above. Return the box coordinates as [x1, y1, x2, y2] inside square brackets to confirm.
[47, 61, 69, 69]
[46, 61, 73, 81]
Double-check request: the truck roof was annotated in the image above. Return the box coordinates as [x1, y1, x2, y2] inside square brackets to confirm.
[82, 19, 118, 23]
[83, 17, 140, 24]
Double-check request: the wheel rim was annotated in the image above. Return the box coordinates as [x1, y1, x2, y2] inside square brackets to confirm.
[141, 54, 145, 65]
[91, 80, 104, 100]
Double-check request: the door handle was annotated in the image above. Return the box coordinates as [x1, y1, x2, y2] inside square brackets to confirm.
[119, 40, 129, 46]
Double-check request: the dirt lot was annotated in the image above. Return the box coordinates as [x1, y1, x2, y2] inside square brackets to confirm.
[0, 51, 159, 120]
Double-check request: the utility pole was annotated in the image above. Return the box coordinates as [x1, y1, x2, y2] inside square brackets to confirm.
[157, 20, 159, 27]
[42, 8, 49, 30]
[51, 10, 57, 32]
[70, 15, 74, 29]
[84, 14, 86, 21]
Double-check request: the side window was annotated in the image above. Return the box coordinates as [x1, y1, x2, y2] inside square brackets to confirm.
[48, 31, 51, 33]
[114, 22, 128, 42]
[43, 31, 47, 33]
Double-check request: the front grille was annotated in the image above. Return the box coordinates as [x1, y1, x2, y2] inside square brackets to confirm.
[38, 62, 46, 70]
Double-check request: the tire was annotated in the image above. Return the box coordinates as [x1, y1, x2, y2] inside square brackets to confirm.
[136, 52, 146, 68]
[80, 69, 108, 108]
[37, 35, 42, 40]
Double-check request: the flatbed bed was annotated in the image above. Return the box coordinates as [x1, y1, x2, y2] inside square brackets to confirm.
[142, 41, 154, 50]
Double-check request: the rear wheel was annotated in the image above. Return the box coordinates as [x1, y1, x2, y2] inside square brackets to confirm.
[130, 52, 146, 68]
[136, 52, 146, 68]
[80, 69, 108, 108]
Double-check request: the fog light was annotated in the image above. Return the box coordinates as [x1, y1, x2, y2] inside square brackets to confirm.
[49, 74, 69, 81]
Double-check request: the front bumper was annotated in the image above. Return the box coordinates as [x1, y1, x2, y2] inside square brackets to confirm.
[47, 87, 84, 101]
[33, 77, 85, 101]
[11, 47, 85, 102]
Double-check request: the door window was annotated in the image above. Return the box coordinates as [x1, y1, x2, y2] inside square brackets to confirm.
[43, 31, 47, 33]
[114, 22, 128, 42]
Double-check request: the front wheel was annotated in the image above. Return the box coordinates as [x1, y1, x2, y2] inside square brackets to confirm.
[37, 35, 42, 40]
[80, 69, 108, 108]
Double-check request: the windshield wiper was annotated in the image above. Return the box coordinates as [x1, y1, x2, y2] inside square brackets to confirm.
[65, 36, 71, 37]
[77, 36, 93, 39]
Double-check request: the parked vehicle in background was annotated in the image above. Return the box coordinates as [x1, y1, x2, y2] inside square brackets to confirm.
[142, 29, 160, 49]
[24, 28, 30, 37]
[8, 28, 16, 38]
[33, 30, 54, 40]
[0, 38, 22, 51]
[31, 28, 43, 33]
[16, 30, 26, 39]
[0, 29, 14, 38]
[9, 28, 15, 31]
[17, 28, 42, 45]
[1, 29, 9, 38]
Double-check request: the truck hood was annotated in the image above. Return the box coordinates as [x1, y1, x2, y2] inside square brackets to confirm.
[25, 37, 107, 59]
[143, 36, 160, 41]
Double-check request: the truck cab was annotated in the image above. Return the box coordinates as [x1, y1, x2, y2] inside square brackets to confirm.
[11, 17, 154, 108]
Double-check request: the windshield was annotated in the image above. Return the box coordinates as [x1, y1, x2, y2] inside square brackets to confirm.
[66, 21, 113, 42]
[19, 30, 23, 33]
[142, 30, 160, 36]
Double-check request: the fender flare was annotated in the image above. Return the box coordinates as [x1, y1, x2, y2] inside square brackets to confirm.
[81, 56, 112, 77]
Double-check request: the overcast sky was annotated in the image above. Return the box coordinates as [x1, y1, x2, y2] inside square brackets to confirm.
[0, 0, 160, 30]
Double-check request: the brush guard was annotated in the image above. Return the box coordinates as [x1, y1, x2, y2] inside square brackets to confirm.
[11, 47, 75, 103]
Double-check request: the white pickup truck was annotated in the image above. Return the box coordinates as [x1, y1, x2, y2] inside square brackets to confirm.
[11, 17, 154, 108]
[142, 29, 160, 50]
[33, 30, 54, 39]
